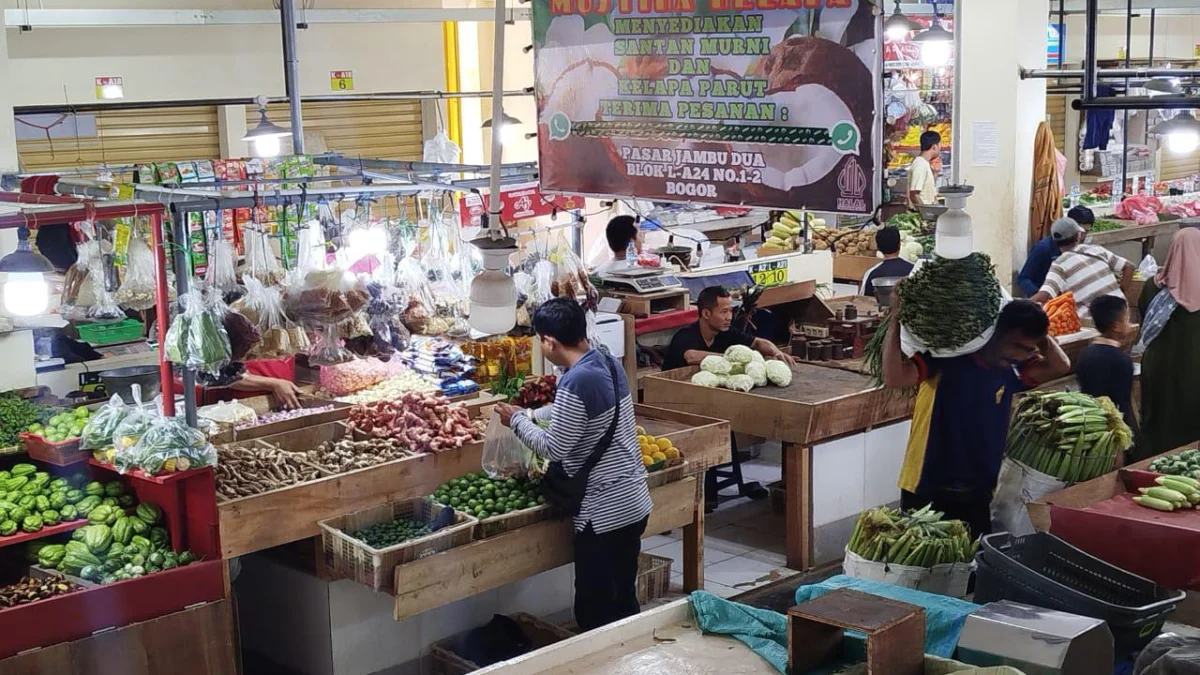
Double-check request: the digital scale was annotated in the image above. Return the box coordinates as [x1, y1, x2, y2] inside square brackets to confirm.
[598, 267, 683, 295]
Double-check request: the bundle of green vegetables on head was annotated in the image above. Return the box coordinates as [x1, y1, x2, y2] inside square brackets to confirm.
[897, 253, 1003, 352]
[846, 504, 978, 568]
[1005, 390, 1131, 483]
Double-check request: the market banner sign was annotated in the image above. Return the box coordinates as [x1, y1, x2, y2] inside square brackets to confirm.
[459, 184, 587, 227]
[531, 0, 881, 213]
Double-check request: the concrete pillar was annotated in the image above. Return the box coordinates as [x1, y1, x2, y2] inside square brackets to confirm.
[217, 105, 249, 159]
[956, 0, 1048, 287]
[0, 12, 19, 257]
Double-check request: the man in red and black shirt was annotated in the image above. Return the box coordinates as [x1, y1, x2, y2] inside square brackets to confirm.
[882, 298, 1070, 537]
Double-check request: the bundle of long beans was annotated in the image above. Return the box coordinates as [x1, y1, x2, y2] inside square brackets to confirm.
[846, 505, 978, 568]
[1006, 391, 1132, 483]
[897, 253, 1003, 352]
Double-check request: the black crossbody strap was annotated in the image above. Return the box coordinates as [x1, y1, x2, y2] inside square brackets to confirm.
[579, 356, 621, 477]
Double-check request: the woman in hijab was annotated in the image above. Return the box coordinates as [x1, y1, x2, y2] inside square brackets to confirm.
[1134, 227, 1200, 459]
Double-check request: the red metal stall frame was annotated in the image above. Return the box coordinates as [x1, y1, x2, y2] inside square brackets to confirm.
[0, 194, 175, 416]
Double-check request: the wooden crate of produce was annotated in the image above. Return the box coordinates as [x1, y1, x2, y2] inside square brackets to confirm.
[645, 460, 688, 490]
[476, 504, 551, 540]
[832, 254, 880, 283]
[319, 497, 477, 592]
[430, 612, 575, 675]
[207, 395, 351, 444]
[634, 404, 731, 474]
[643, 365, 912, 447]
[395, 477, 698, 617]
[217, 421, 485, 558]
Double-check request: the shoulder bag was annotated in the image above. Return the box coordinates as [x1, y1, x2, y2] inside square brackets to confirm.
[541, 356, 621, 518]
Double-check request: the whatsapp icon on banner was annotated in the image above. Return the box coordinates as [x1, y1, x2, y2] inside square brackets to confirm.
[548, 112, 572, 141]
[831, 121, 860, 155]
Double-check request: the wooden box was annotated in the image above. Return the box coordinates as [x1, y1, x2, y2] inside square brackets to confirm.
[643, 365, 913, 446]
[206, 395, 351, 444]
[832, 255, 880, 282]
[788, 588, 925, 675]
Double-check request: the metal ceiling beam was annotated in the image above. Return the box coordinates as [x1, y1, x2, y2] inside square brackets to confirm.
[3, 8, 530, 29]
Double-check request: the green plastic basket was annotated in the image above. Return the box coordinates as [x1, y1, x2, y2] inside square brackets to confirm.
[77, 319, 144, 345]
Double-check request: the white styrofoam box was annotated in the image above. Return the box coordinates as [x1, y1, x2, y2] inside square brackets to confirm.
[496, 563, 575, 617]
[812, 433, 866, 527]
[330, 579, 425, 675]
[864, 420, 911, 509]
[594, 312, 626, 358]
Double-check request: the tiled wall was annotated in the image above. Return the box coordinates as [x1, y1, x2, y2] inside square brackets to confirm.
[810, 420, 910, 564]
[237, 555, 577, 675]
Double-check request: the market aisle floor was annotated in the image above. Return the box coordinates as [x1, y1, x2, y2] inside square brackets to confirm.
[644, 458, 794, 598]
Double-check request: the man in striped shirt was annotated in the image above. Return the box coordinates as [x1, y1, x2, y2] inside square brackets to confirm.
[1031, 218, 1132, 320]
[497, 298, 652, 631]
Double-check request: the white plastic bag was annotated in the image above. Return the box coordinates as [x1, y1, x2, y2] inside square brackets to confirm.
[989, 457, 1068, 537]
[204, 238, 238, 293]
[481, 411, 535, 479]
[1137, 254, 1159, 279]
[114, 232, 157, 310]
[841, 548, 971, 598]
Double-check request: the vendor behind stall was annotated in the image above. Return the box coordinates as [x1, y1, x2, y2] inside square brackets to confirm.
[882, 298, 1070, 536]
[860, 226, 914, 298]
[661, 286, 795, 371]
[592, 216, 642, 276]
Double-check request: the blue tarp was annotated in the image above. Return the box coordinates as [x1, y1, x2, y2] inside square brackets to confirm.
[688, 576, 983, 674]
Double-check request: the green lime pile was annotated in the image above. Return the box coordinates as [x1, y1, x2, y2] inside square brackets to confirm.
[432, 472, 544, 520]
[29, 407, 92, 444]
[350, 516, 432, 549]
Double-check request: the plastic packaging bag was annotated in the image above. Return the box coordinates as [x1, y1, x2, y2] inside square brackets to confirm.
[285, 267, 369, 328]
[120, 415, 217, 475]
[295, 219, 328, 274]
[319, 357, 388, 395]
[114, 232, 157, 311]
[87, 232, 125, 320]
[205, 237, 238, 293]
[112, 390, 154, 454]
[242, 225, 284, 285]
[232, 277, 304, 358]
[166, 289, 232, 374]
[481, 411, 535, 479]
[309, 323, 353, 366]
[989, 457, 1068, 537]
[198, 400, 257, 427]
[1138, 254, 1159, 279]
[80, 394, 128, 450]
[1134, 633, 1200, 675]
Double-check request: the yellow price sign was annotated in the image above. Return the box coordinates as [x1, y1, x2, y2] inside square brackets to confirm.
[749, 260, 788, 288]
[330, 70, 354, 91]
[115, 184, 135, 200]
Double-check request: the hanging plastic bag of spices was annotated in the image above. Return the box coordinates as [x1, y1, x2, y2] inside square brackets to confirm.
[88, 224, 125, 320]
[114, 226, 157, 311]
[204, 237, 239, 294]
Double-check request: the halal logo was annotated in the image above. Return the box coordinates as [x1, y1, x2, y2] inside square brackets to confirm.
[838, 158, 866, 199]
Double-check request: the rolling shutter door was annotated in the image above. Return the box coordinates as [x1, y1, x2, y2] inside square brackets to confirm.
[1046, 95, 1067, 153]
[253, 100, 424, 160]
[1160, 147, 1200, 181]
[16, 106, 220, 173]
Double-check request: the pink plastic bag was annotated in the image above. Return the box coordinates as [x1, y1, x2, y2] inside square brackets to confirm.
[1115, 195, 1162, 225]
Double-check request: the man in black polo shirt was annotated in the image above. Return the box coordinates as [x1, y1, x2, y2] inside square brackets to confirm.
[662, 285, 794, 372]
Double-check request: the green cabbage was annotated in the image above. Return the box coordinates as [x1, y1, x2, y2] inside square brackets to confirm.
[745, 362, 767, 387]
[700, 355, 732, 375]
[765, 360, 793, 387]
[690, 371, 720, 388]
[725, 374, 755, 392]
[724, 344, 755, 365]
[750, 350, 765, 365]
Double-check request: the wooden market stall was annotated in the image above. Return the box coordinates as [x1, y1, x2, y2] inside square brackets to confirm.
[643, 364, 913, 571]
[214, 403, 732, 620]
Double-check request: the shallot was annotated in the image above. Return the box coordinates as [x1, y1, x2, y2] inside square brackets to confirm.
[235, 405, 337, 430]
[347, 393, 482, 453]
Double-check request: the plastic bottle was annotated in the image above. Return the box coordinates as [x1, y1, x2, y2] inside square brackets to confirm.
[1068, 182, 1081, 209]
[626, 239, 638, 269]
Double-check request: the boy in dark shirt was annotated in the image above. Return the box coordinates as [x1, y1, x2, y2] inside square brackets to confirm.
[1075, 295, 1137, 435]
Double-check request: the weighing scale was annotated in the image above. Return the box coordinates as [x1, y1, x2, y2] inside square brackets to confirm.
[598, 266, 683, 294]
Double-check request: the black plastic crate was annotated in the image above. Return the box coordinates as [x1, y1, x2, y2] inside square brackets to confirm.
[975, 532, 1185, 653]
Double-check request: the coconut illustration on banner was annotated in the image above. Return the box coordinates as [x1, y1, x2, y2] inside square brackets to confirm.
[531, 0, 880, 213]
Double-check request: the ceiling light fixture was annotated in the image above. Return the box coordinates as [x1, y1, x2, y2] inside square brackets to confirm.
[242, 95, 291, 158]
[0, 226, 54, 317]
[1150, 110, 1200, 154]
[482, 112, 524, 147]
[914, 5, 953, 67]
[884, 0, 922, 41]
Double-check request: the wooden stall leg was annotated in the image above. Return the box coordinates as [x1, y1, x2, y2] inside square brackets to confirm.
[784, 442, 814, 571]
[682, 478, 705, 591]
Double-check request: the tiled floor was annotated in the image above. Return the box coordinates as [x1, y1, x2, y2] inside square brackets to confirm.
[645, 458, 796, 598]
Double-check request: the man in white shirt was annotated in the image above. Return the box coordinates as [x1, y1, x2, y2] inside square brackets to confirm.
[592, 216, 641, 276]
[1030, 218, 1133, 319]
[907, 130, 941, 206]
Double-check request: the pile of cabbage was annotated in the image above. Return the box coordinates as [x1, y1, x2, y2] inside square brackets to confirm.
[690, 345, 793, 392]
